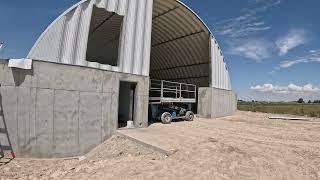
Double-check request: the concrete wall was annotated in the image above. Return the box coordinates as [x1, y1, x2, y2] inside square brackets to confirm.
[0, 60, 149, 158]
[198, 87, 237, 119]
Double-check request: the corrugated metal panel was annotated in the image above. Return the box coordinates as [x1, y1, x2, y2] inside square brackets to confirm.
[210, 37, 231, 90]
[27, 0, 153, 76]
[74, 2, 93, 66]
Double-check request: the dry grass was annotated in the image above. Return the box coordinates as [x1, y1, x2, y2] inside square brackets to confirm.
[238, 101, 320, 117]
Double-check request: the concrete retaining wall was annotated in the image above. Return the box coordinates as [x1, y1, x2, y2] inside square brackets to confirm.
[0, 60, 149, 158]
[198, 87, 237, 119]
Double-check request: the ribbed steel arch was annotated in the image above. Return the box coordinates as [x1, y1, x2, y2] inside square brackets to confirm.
[150, 0, 232, 90]
[150, 0, 210, 87]
[26, 0, 232, 90]
[27, 0, 88, 57]
[176, 0, 213, 35]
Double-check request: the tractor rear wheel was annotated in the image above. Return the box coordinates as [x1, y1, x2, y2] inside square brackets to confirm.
[161, 112, 172, 124]
[185, 111, 194, 121]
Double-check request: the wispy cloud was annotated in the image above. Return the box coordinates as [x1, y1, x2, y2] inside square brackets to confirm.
[279, 49, 320, 68]
[229, 39, 272, 62]
[214, 0, 280, 38]
[250, 83, 320, 94]
[276, 29, 309, 56]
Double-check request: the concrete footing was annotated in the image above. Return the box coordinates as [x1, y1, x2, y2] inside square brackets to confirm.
[197, 87, 237, 118]
[0, 60, 149, 158]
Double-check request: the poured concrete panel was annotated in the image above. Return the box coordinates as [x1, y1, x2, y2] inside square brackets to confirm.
[53, 90, 80, 157]
[79, 92, 102, 154]
[55, 65, 104, 92]
[110, 92, 119, 134]
[101, 93, 114, 139]
[1, 66, 17, 86]
[17, 87, 37, 156]
[198, 88, 212, 118]
[198, 87, 237, 119]
[141, 95, 150, 127]
[102, 71, 116, 93]
[34, 62, 57, 89]
[134, 95, 147, 128]
[35, 88, 54, 157]
[36, 62, 104, 92]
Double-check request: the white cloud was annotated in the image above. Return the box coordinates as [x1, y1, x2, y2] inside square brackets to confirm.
[250, 83, 320, 94]
[276, 29, 308, 56]
[279, 49, 320, 68]
[230, 39, 271, 61]
[214, 0, 280, 38]
[238, 90, 320, 102]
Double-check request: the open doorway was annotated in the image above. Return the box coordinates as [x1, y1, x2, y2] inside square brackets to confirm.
[118, 81, 137, 128]
[149, 0, 212, 114]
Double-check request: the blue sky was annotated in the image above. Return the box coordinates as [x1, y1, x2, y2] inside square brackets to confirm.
[1, 0, 319, 101]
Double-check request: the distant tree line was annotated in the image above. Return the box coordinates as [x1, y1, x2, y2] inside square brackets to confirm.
[238, 99, 320, 104]
[298, 98, 320, 104]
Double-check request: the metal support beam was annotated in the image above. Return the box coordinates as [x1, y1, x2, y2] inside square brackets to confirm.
[152, 30, 205, 48]
[152, 7, 179, 20]
[159, 75, 209, 81]
[151, 62, 209, 72]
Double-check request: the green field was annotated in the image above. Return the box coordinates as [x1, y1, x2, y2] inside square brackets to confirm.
[238, 101, 320, 118]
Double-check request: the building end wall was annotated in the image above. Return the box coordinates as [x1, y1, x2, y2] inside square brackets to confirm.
[0, 60, 149, 158]
[198, 87, 237, 119]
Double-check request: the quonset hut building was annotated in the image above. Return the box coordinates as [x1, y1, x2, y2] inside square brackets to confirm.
[0, 0, 236, 158]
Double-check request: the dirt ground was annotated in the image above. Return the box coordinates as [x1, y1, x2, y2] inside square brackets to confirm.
[1, 111, 320, 180]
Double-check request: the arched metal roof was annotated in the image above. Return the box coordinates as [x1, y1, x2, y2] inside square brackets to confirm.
[27, 0, 231, 90]
[176, 0, 213, 35]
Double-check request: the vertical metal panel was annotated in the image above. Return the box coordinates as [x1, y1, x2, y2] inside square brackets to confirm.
[211, 38, 216, 87]
[141, 0, 153, 76]
[223, 63, 227, 89]
[116, 0, 128, 15]
[60, 6, 82, 64]
[29, 16, 66, 62]
[217, 48, 222, 88]
[210, 36, 231, 90]
[132, 0, 146, 75]
[105, 0, 118, 12]
[74, 1, 93, 66]
[121, 0, 137, 73]
[214, 42, 219, 88]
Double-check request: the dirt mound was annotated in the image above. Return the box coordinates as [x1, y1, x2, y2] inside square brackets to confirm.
[0, 135, 165, 180]
[84, 135, 166, 161]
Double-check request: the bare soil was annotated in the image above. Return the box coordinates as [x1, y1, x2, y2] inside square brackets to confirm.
[1, 111, 320, 180]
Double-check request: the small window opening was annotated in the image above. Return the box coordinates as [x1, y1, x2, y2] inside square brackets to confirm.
[86, 6, 124, 66]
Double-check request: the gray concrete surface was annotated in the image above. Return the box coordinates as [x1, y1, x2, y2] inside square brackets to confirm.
[198, 87, 237, 118]
[0, 60, 149, 158]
